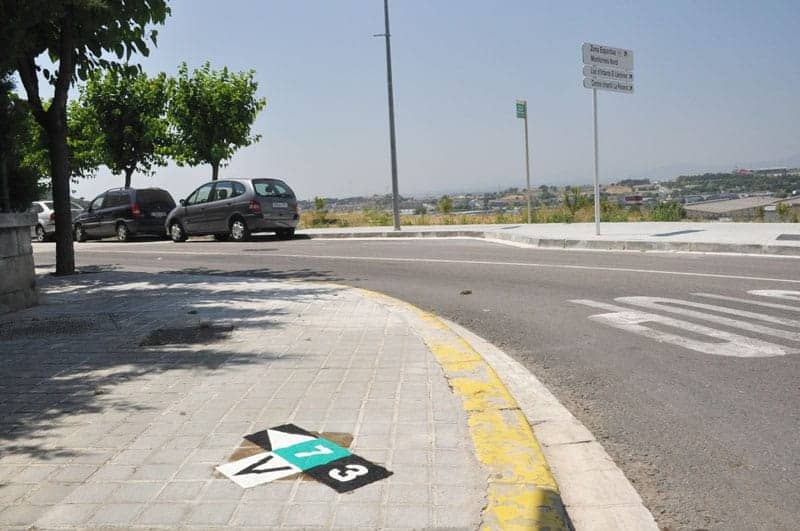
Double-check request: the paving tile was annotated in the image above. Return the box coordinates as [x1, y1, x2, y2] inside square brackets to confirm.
[33, 503, 97, 527]
[61, 482, 118, 503]
[283, 502, 333, 527]
[109, 481, 164, 503]
[50, 464, 99, 482]
[135, 502, 190, 525]
[0, 504, 48, 526]
[85, 464, 135, 482]
[12, 464, 59, 483]
[184, 501, 237, 526]
[25, 482, 74, 505]
[332, 501, 383, 528]
[385, 504, 431, 528]
[233, 502, 284, 526]
[200, 479, 246, 501]
[129, 464, 177, 481]
[157, 480, 206, 501]
[87, 503, 142, 525]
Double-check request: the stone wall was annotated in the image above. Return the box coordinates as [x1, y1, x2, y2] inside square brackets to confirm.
[0, 213, 38, 313]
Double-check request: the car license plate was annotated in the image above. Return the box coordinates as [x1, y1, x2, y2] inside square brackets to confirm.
[152, 211, 166, 218]
[272, 202, 288, 209]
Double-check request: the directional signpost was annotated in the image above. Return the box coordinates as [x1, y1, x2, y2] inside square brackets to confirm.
[582, 42, 634, 235]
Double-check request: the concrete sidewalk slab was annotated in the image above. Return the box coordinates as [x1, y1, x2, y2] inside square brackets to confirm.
[0, 271, 576, 529]
[298, 221, 800, 256]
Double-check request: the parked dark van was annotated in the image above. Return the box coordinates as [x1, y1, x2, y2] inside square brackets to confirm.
[165, 178, 299, 242]
[74, 187, 176, 241]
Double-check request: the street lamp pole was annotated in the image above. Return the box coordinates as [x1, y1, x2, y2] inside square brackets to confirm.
[379, 0, 401, 231]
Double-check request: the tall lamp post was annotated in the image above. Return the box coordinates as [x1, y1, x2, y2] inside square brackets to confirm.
[375, 0, 401, 231]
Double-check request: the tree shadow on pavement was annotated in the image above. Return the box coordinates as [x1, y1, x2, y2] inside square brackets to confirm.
[0, 270, 339, 461]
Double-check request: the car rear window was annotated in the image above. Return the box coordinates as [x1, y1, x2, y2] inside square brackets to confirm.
[253, 179, 295, 199]
[44, 201, 53, 209]
[136, 189, 175, 207]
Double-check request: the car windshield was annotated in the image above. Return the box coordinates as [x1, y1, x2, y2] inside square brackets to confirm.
[253, 179, 294, 199]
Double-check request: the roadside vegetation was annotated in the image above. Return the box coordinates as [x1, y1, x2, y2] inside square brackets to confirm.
[300, 199, 687, 229]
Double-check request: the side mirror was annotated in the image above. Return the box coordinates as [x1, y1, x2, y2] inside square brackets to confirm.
[180, 199, 186, 207]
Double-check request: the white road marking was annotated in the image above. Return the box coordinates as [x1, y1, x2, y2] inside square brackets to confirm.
[615, 296, 800, 342]
[693, 293, 800, 313]
[44, 247, 800, 285]
[570, 299, 792, 358]
[748, 290, 800, 302]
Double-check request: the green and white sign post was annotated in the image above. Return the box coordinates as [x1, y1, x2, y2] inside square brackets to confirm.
[516, 99, 532, 224]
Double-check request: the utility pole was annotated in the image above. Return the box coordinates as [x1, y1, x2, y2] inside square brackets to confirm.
[376, 0, 401, 231]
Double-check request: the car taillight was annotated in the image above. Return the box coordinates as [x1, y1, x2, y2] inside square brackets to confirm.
[291, 203, 298, 213]
[248, 200, 262, 214]
[50, 212, 55, 222]
[131, 203, 142, 217]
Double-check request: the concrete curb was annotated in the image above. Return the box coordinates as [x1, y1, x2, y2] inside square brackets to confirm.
[359, 289, 571, 530]
[301, 229, 800, 256]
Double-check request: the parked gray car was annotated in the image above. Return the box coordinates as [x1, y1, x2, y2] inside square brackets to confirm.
[28, 200, 84, 242]
[165, 178, 299, 242]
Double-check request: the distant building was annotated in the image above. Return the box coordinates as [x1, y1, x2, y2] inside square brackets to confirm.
[683, 196, 779, 220]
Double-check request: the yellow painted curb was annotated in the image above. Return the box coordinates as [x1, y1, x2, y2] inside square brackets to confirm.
[359, 289, 570, 531]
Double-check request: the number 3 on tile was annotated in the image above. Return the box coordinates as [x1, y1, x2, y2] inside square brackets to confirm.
[329, 464, 369, 482]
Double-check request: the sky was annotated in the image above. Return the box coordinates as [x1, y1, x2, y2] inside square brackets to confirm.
[53, 0, 800, 202]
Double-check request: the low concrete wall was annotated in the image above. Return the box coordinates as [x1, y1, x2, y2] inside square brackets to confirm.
[0, 213, 38, 313]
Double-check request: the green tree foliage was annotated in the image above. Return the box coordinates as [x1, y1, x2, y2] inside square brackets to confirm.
[0, 74, 45, 211]
[72, 68, 170, 188]
[1, 0, 170, 275]
[168, 61, 266, 180]
[438, 195, 453, 214]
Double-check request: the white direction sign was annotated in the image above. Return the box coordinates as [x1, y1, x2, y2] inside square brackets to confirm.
[583, 77, 634, 94]
[583, 65, 633, 82]
[582, 42, 634, 71]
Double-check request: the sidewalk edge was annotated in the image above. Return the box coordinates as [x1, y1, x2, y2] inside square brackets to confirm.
[358, 288, 571, 531]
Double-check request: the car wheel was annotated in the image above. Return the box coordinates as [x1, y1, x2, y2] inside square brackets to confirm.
[74, 224, 87, 242]
[35, 225, 47, 242]
[213, 233, 228, 241]
[229, 218, 250, 242]
[170, 222, 187, 242]
[116, 222, 130, 242]
[276, 228, 295, 240]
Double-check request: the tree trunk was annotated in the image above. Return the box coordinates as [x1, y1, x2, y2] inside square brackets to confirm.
[211, 161, 219, 181]
[46, 106, 75, 275]
[124, 167, 133, 188]
[0, 156, 9, 212]
[15, 14, 77, 275]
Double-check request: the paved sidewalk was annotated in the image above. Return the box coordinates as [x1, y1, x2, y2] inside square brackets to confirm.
[299, 221, 800, 256]
[0, 271, 568, 530]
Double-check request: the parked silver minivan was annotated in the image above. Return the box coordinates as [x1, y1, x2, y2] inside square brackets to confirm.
[165, 178, 299, 242]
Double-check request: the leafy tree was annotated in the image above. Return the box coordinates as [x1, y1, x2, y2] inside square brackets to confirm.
[0, 73, 45, 211]
[72, 68, 170, 188]
[2, 0, 170, 275]
[438, 195, 453, 214]
[168, 61, 266, 180]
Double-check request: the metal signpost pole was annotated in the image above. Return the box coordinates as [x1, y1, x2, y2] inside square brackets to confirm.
[516, 100, 532, 224]
[592, 87, 600, 235]
[381, 0, 401, 231]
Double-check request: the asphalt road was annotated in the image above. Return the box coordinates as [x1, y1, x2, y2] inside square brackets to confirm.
[33, 237, 800, 530]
